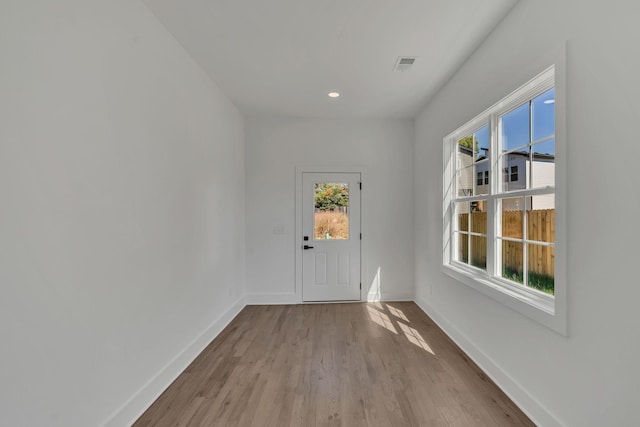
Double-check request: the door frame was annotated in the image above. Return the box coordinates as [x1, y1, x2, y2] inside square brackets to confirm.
[295, 166, 366, 303]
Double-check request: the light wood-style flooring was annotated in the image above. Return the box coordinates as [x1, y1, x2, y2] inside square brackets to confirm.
[134, 302, 534, 426]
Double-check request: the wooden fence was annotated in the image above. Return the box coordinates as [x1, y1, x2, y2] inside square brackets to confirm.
[459, 209, 555, 277]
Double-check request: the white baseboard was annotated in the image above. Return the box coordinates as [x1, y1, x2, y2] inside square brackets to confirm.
[366, 292, 413, 302]
[244, 292, 299, 305]
[100, 297, 246, 427]
[244, 292, 414, 305]
[414, 297, 563, 427]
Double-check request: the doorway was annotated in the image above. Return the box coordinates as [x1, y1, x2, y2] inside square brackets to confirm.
[301, 172, 361, 301]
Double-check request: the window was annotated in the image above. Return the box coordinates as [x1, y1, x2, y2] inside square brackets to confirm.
[443, 65, 565, 334]
[314, 183, 349, 240]
[510, 166, 518, 182]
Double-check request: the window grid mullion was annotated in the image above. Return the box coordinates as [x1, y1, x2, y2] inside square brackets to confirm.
[467, 204, 472, 266]
[498, 236, 555, 247]
[468, 231, 488, 237]
[451, 140, 456, 265]
[524, 98, 538, 287]
[487, 112, 499, 278]
[529, 99, 534, 190]
[531, 134, 555, 145]
[523, 197, 529, 287]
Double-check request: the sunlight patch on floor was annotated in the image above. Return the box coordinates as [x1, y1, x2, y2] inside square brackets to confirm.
[386, 304, 409, 322]
[366, 305, 397, 334]
[398, 322, 435, 355]
[370, 301, 385, 311]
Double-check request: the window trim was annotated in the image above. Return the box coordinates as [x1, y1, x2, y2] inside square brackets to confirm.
[442, 63, 567, 335]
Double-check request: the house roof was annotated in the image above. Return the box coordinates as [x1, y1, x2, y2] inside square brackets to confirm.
[459, 147, 555, 162]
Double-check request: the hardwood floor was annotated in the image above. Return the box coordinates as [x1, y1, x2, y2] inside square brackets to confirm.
[134, 302, 534, 426]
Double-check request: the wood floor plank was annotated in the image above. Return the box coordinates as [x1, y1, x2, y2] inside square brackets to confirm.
[134, 302, 535, 427]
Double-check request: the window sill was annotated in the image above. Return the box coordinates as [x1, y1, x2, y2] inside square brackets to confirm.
[441, 263, 566, 335]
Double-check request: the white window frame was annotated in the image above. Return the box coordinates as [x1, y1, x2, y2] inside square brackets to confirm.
[442, 65, 567, 335]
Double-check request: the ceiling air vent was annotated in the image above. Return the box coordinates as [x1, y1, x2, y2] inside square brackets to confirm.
[394, 56, 417, 72]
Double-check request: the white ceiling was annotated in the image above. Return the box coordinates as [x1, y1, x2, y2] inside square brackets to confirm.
[142, 0, 518, 119]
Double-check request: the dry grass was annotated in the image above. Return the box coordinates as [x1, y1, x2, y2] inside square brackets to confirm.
[314, 211, 349, 239]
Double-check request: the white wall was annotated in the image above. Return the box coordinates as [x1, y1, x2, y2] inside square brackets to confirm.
[0, 1, 245, 426]
[246, 117, 414, 302]
[414, 0, 640, 426]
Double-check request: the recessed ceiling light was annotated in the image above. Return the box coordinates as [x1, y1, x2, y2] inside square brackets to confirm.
[544, 99, 555, 104]
[328, 92, 340, 98]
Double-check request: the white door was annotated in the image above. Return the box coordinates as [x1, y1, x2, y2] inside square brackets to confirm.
[302, 172, 361, 301]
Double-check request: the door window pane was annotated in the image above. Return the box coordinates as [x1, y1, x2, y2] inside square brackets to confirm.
[314, 183, 349, 240]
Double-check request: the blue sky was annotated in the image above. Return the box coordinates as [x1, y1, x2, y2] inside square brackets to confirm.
[472, 87, 555, 157]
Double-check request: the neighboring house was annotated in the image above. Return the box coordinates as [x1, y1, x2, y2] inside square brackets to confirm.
[458, 147, 555, 212]
[456, 145, 475, 199]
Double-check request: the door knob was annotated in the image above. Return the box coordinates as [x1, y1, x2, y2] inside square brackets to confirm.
[303, 245, 314, 250]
